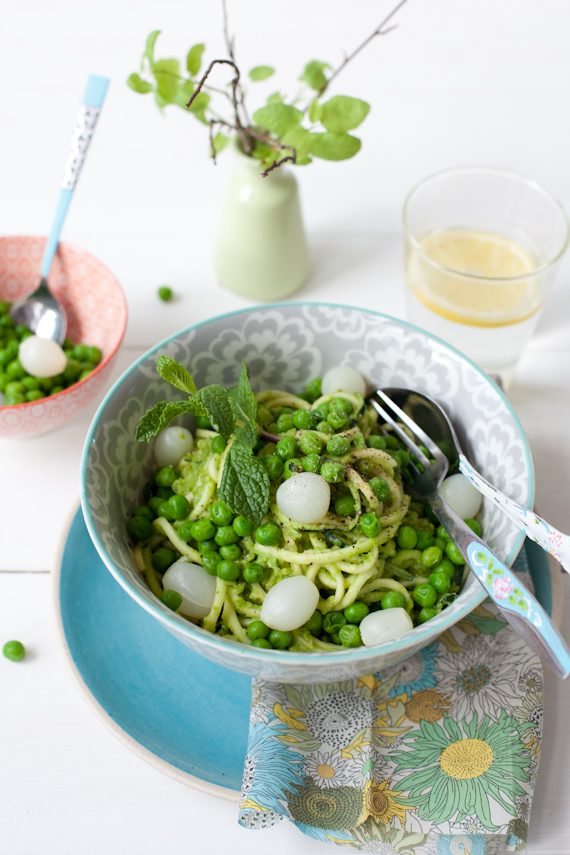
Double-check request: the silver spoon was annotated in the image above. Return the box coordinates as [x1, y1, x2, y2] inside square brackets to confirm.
[9, 75, 109, 343]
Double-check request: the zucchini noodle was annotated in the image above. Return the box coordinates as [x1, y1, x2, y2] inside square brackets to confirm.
[129, 378, 466, 652]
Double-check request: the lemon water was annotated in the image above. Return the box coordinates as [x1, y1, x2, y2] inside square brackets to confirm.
[405, 229, 544, 388]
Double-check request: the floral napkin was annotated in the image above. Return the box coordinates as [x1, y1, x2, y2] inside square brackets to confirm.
[238, 544, 543, 853]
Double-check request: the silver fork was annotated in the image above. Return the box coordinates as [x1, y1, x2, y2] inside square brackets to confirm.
[370, 389, 570, 680]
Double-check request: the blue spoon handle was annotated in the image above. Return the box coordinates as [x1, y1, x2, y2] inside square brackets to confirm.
[41, 75, 109, 279]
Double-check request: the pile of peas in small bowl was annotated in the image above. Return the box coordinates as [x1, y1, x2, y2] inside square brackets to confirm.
[0, 301, 102, 406]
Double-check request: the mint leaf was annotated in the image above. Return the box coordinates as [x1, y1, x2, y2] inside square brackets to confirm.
[249, 66, 274, 82]
[252, 103, 303, 137]
[299, 60, 330, 91]
[143, 30, 161, 68]
[218, 444, 270, 525]
[156, 356, 197, 395]
[136, 400, 201, 441]
[311, 132, 361, 161]
[232, 361, 258, 448]
[186, 43, 205, 76]
[127, 73, 153, 94]
[194, 385, 236, 440]
[320, 96, 370, 133]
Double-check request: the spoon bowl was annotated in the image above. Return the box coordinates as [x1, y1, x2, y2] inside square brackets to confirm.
[9, 278, 67, 343]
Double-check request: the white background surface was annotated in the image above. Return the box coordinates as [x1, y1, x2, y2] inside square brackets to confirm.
[1, 1, 570, 853]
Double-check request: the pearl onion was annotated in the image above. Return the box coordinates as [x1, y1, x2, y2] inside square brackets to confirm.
[18, 335, 67, 378]
[276, 472, 331, 524]
[321, 365, 366, 397]
[154, 426, 194, 468]
[161, 560, 216, 618]
[260, 575, 320, 631]
[360, 608, 414, 646]
[439, 473, 482, 519]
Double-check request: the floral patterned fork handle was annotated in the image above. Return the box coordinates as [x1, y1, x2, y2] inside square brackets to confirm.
[459, 454, 570, 574]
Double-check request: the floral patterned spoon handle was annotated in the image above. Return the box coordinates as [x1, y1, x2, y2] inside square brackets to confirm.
[430, 492, 570, 680]
[458, 454, 570, 574]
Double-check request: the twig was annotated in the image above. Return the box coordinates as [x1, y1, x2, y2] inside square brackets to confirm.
[186, 58, 252, 154]
[261, 154, 295, 177]
[318, 0, 410, 95]
[221, 0, 251, 128]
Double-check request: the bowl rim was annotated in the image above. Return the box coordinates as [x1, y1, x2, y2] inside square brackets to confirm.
[0, 235, 128, 411]
[80, 300, 534, 665]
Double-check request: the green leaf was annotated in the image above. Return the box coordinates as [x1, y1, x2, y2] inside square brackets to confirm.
[234, 360, 258, 445]
[152, 59, 180, 102]
[249, 65, 275, 82]
[281, 126, 313, 161]
[156, 356, 197, 395]
[308, 98, 322, 123]
[155, 90, 168, 110]
[266, 92, 283, 104]
[310, 132, 361, 161]
[143, 30, 161, 68]
[212, 133, 229, 155]
[320, 95, 370, 133]
[186, 43, 205, 76]
[172, 79, 194, 108]
[127, 73, 153, 94]
[252, 103, 303, 137]
[295, 156, 312, 166]
[194, 385, 236, 441]
[136, 400, 200, 442]
[187, 91, 210, 124]
[300, 60, 330, 91]
[218, 443, 271, 524]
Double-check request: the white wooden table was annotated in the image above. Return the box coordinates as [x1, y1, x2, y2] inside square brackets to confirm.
[1, 234, 569, 855]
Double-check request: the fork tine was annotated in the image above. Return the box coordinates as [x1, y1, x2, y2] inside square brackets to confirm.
[369, 397, 431, 465]
[375, 390, 443, 459]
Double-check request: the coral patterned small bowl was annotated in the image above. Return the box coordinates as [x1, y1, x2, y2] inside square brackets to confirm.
[81, 304, 534, 684]
[0, 236, 127, 438]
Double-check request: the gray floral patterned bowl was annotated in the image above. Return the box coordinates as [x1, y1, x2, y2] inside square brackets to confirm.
[80, 304, 533, 684]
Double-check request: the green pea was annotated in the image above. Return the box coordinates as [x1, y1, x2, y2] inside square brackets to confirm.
[316, 420, 333, 435]
[127, 516, 152, 540]
[0, 349, 9, 367]
[156, 486, 175, 500]
[368, 477, 389, 501]
[72, 343, 88, 361]
[268, 629, 293, 649]
[4, 392, 25, 405]
[25, 390, 44, 402]
[6, 359, 25, 380]
[381, 591, 406, 610]
[465, 518, 482, 536]
[250, 638, 272, 649]
[383, 434, 399, 450]
[255, 524, 281, 546]
[305, 378, 322, 400]
[276, 413, 295, 433]
[0, 315, 14, 329]
[20, 375, 40, 391]
[158, 286, 173, 301]
[413, 583, 437, 608]
[338, 624, 362, 648]
[301, 453, 322, 473]
[397, 525, 418, 550]
[445, 542, 465, 565]
[233, 515, 254, 537]
[132, 505, 154, 520]
[277, 407, 294, 417]
[296, 393, 312, 403]
[424, 504, 439, 525]
[334, 495, 356, 517]
[219, 543, 241, 561]
[343, 602, 369, 624]
[86, 345, 102, 364]
[330, 397, 353, 415]
[199, 538, 219, 555]
[202, 552, 222, 575]
[0, 301, 9, 315]
[298, 432, 323, 456]
[416, 530, 435, 550]
[320, 460, 345, 483]
[433, 537, 447, 553]
[312, 402, 330, 421]
[436, 525, 451, 542]
[6, 340, 19, 359]
[3, 640, 25, 662]
[212, 434, 227, 454]
[5, 381, 24, 395]
[262, 454, 284, 480]
[191, 518, 216, 542]
[62, 359, 81, 383]
[210, 501, 234, 526]
[302, 610, 323, 634]
[196, 416, 213, 430]
[0, 372, 7, 392]
[155, 466, 178, 487]
[323, 612, 346, 634]
[152, 547, 175, 573]
[157, 500, 175, 522]
[292, 410, 316, 430]
[148, 496, 165, 517]
[243, 562, 266, 584]
[214, 525, 239, 546]
[433, 558, 456, 578]
[283, 458, 303, 479]
[417, 607, 437, 624]
[361, 513, 381, 537]
[38, 376, 53, 392]
[161, 590, 183, 611]
[276, 436, 298, 460]
[428, 571, 451, 594]
[421, 546, 443, 568]
[326, 411, 348, 431]
[247, 620, 270, 640]
[217, 560, 240, 581]
[167, 494, 191, 520]
[326, 435, 350, 456]
[366, 435, 387, 450]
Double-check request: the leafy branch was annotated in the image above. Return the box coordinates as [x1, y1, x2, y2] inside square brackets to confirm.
[127, 0, 409, 174]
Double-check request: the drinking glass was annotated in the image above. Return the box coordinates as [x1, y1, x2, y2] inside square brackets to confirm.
[403, 167, 569, 390]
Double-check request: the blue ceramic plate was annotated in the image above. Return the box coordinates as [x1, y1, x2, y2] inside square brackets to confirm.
[53, 506, 562, 800]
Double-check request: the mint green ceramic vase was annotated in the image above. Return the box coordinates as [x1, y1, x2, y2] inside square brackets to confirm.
[214, 138, 310, 300]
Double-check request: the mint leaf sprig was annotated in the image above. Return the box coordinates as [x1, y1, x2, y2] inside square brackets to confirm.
[136, 357, 272, 524]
